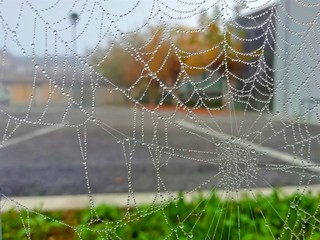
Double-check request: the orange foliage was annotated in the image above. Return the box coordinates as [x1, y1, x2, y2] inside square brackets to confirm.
[176, 22, 248, 80]
[94, 10, 253, 103]
[141, 26, 181, 87]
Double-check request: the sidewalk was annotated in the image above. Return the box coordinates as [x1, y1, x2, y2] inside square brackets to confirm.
[2, 184, 320, 212]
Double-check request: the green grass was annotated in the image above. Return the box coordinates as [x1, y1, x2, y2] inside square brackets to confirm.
[2, 190, 320, 239]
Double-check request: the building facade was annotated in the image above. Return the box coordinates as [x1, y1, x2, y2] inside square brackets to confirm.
[0, 53, 125, 107]
[273, 0, 320, 123]
[233, 1, 276, 111]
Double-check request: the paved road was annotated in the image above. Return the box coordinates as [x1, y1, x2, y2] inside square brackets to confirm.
[0, 105, 320, 196]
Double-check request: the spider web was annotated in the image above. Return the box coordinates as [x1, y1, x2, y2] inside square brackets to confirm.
[0, 0, 320, 239]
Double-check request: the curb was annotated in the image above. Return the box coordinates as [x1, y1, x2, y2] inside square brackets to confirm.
[2, 184, 320, 212]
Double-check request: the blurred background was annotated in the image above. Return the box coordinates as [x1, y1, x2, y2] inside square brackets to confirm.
[0, 0, 320, 197]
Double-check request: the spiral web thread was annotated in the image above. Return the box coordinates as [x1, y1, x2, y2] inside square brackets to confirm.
[0, 0, 320, 239]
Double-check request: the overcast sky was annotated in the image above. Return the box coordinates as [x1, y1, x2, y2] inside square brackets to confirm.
[0, 0, 272, 57]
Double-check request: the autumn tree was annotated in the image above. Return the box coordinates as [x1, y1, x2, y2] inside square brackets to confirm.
[177, 10, 249, 85]
[139, 26, 181, 104]
[93, 40, 143, 88]
[93, 7, 251, 106]
[92, 27, 182, 105]
[175, 8, 258, 108]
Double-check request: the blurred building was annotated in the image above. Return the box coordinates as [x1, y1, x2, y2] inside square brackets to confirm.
[179, 72, 224, 107]
[232, 0, 320, 123]
[233, 1, 276, 111]
[0, 52, 125, 106]
[272, 0, 320, 123]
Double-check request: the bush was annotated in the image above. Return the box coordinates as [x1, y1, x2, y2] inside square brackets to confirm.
[2, 190, 320, 239]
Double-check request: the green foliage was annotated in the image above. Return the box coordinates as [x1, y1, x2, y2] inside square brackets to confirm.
[2, 190, 320, 239]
